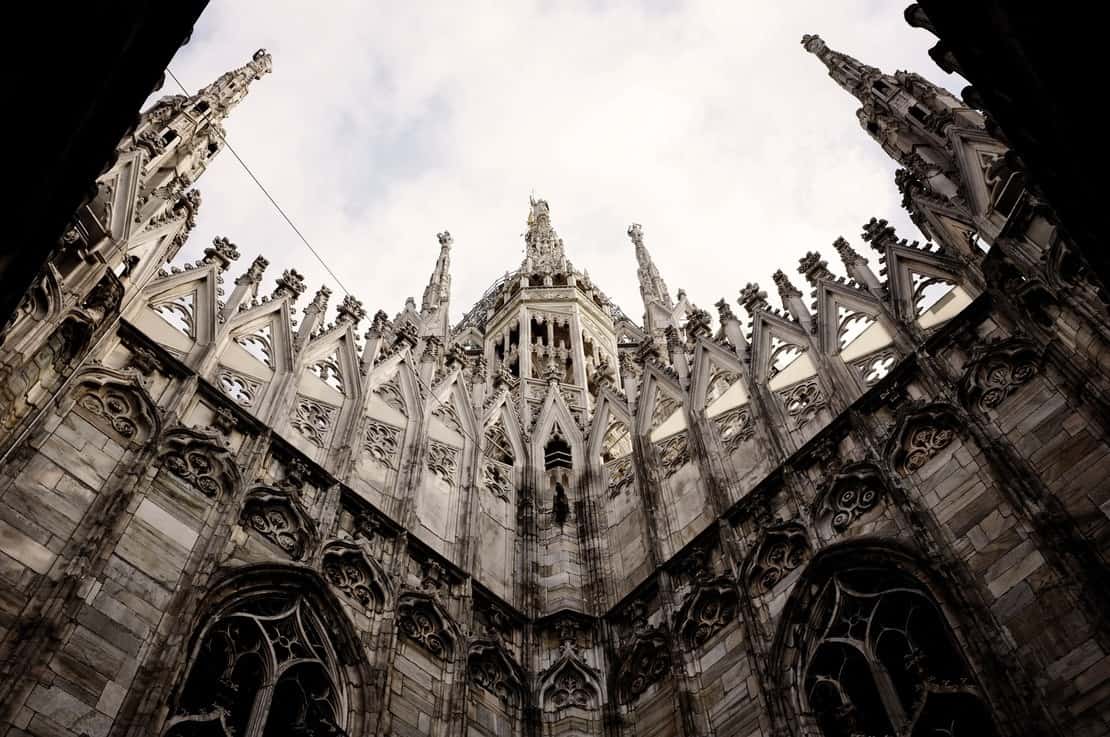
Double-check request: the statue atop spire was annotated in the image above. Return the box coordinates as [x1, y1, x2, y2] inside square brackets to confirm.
[628, 223, 674, 311]
[421, 231, 453, 313]
[523, 196, 567, 274]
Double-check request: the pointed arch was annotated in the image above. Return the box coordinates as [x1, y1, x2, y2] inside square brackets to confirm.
[161, 563, 376, 737]
[768, 541, 1005, 737]
[539, 653, 602, 712]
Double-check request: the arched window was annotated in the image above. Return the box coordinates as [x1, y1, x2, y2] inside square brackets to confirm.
[164, 593, 347, 737]
[800, 567, 998, 737]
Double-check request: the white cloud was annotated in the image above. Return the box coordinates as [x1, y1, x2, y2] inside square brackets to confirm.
[164, 1, 959, 328]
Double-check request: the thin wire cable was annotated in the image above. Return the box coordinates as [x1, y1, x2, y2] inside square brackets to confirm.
[166, 68, 353, 297]
[168, 67, 533, 461]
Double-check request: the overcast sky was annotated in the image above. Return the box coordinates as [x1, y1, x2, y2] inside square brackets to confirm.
[161, 1, 958, 330]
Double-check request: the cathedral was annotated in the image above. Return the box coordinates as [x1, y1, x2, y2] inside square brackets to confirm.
[0, 28, 1108, 737]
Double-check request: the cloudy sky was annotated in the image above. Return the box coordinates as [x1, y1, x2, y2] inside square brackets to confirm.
[162, 1, 958, 329]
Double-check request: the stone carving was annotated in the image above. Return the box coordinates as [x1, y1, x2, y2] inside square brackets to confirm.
[240, 488, 313, 560]
[887, 403, 960, 475]
[234, 323, 275, 368]
[959, 337, 1040, 412]
[468, 641, 523, 704]
[651, 390, 682, 429]
[321, 542, 388, 611]
[159, 426, 240, 498]
[675, 576, 739, 649]
[397, 593, 454, 659]
[290, 396, 337, 448]
[655, 433, 689, 478]
[426, 441, 459, 486]
[217, 367, 261, 408]
[542, 658, 598, 712]
[779, 379, 826, 429]
[705, 365, 740, 405]
[72, 375, 158, 442]
[748, 522, 810, 595]
[375, 377, 408, 417]
[616, 626, 671, 704]
[818, 462, 886, 532]
[481, 460, 513, 501]
[363, 420, 402, 469]
[433, 399, 463, 434]
[714, 406, 754, 451]
[308, 354, 345, 394]
[853, 349, 897, 386]
[606, 456, 634, 497]
[152, 292, 196, 338]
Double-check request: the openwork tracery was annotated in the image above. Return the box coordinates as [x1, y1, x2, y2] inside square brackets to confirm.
[164, 592, 347, 737]
[959, 337, 1041, 413]
[797, 567, 998, 737]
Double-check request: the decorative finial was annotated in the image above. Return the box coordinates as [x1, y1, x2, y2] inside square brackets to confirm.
[772, 269, 802, 298]
[272, 269, 307, 300]
[798, 251, 834, 284]
[833, 237, 863, 265]
[801, 34, 826, 55]
[203, 236, 240, 269]
[336, 295, 366, 326]
[437, 230, 452, 247]
[739, 283, 770, 314]
[861, 217, 898, 252]
[235, 255, 269, 286]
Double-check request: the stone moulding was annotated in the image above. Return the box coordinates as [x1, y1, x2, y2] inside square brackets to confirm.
[885, 401, 962, 475]
[158, 425, 241, 499]
[320, 540, 390, 612]
[397, 591, 456, 659]
[468, 639, 525, 705]
[239, 486, 317, 561]
[674, 575, 739, 650]
[958, 336, 1041, 412]
[815, 461, 887, 533]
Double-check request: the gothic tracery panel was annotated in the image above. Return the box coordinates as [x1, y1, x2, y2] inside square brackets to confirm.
[748, 522, 810, 595]
[164, 593, 345, 737]
[798, 568, 999, 737]
[240, 488, 314, 560]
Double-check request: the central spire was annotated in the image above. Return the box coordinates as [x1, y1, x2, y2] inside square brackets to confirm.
[523, 196, 567, 274]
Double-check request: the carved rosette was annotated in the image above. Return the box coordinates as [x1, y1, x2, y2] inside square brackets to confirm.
[886, 403, 960, 475]
[748, 522, 810, 595]
[959, 337, 1041, 412]
[778, 380, 827, 429]
[606, 457, 635, 497]
[363, 420, 402, 469]
[655, 433, 689, 479]
[713, 406, 754, 451]
[616, 629, 671, 704]
[818, 463, 886, 532]
[675, 577, 739, 650]
[158, 427, 240, 498]
[240, 488, 314, 560]
[290, 396, 337, 448]
[321, 543, 388, 611]
[480, 460, 513, 501]
[468, 641, 523, 705]
[72, 375, 158, 443]
[426, 441, 459, 486]
[397, 593, 454, 659]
